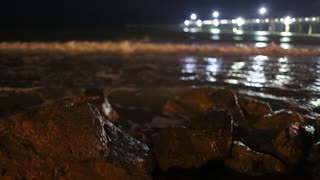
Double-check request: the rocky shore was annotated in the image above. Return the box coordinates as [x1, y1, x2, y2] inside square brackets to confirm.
[0, 88, 319, 179]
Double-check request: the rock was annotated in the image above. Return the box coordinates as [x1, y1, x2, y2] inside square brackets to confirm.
[253, 110, 304, 131]
[0, 96, 152, 179]
[272, 123, 316, 167]
[226, 141, 286, 176]
[314, 119, 320, 137]
[238, 97, 272, 121]
[163, 88, 246, 127]
[163, 88, 215, 115]
[189, 109, 233, 149]
[307, 142, 320, 180]
[153, 127, 230, 171]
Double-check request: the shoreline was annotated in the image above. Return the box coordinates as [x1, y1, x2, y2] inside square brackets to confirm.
[0, 41, 320, 57]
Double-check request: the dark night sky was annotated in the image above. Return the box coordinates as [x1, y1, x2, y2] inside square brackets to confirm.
[1, 0, 319, 26]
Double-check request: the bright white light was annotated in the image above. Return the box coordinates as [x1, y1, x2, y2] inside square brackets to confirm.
[191, 13, 197, 20]
[284, 16, 292, 25]
[275, 18, 279, 22]
[280, 18, 284, 22]
[233, 28, 237, 33]
[231, 19, 236, 24]
[213, 19, 220, 27]
[280, 37, 291, 43]
[196, 20, 203, 27]
[233, 28, 243, 35]
[184, 20, 190, 26]
[265, 19, 269, 23]
[292, 18, 296, 22]
[255, 36, 269, 42]
[210, 28, 221, 34]
[255, 42, 268, 48]
[256, 19, 260, 23]
[305, 17, 309, 21]
[255, 31, 269, 36]
[280, 43, 291, 49]
[220, 20, 228, 24]
[312, 17, 317, 21]
[259, 7, 267, 15]
[281, 32, 293, 36]
[203, 20, 212, 25]
[236, 17, 245, 26]
[212, 11, 219, 18]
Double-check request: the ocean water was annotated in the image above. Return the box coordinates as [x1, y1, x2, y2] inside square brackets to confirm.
[0, 27, 320, 120]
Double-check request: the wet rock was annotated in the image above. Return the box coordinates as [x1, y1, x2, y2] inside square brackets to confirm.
[0, 96, 151, 179]
[152, 109, 233, 171]
[0, 92, 44, 117]
[153, 127, 230, 171]
[189, 109, 233, 149]
[272, 122, 306, 166]
[238, 97, 272, 121]
[163, 88, 215, 115]
[313, 106, 320, 114]
[163, 88, 246, 127]
[314, 119, 320, 137]
[226, 141, 286, 176]
[253, 110, 304, 131]
[307, 142, 320, 180]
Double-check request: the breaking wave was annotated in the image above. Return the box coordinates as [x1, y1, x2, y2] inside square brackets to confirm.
[0, 41, 320, 56]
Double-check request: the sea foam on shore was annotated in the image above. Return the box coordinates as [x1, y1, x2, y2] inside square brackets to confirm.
[0, 41, 319, 56]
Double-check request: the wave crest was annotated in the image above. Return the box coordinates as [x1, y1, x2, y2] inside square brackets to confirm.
[0, 41, 319, 56]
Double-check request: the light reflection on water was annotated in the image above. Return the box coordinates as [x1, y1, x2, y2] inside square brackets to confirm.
[244, 55, 268, 87]
[255, 42, 268, 48]
[178, 55, 320, 110]
[254, 36, 269, 42]
[180, 56, 222, 82]
[272, 57, 293, 86]
[179, 55, 320, 94]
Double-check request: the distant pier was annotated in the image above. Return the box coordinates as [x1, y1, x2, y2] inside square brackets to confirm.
[183, 17, 320, 35]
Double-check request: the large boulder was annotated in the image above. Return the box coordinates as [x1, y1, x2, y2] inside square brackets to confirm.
[163, 88, 246, 127]
[238, 97, 272, 121]
[152, 109, 233, 171]
[226, 141, 286, 176]
[252, 110, 304, 131]
[0, 96, 152, 179]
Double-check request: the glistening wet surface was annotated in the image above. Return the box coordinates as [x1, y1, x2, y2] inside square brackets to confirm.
[0, 51, 320, 120]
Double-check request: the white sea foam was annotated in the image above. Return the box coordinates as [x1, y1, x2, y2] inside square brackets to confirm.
[0, 41, 319, 56]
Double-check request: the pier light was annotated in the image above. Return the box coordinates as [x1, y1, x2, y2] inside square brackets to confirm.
[305, 17, 309, 21]
[256, 19, 260, 23]
[259, 7, 267, 16]
[220, 20, 228, 24]
[213, 19, 220, 27]
[280, 18, 284, 22]
[190, 13, 197, 20]
[184, 20, 190, 26]
[265, 19, 269, 23]
[284, 16, 292, 25]
[196, 19, 203, 27]
[292, 18, 296, 22]
[312, 17, 317, 21]
[236, 17, 245, 26]
[212, 11, 219, 18]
